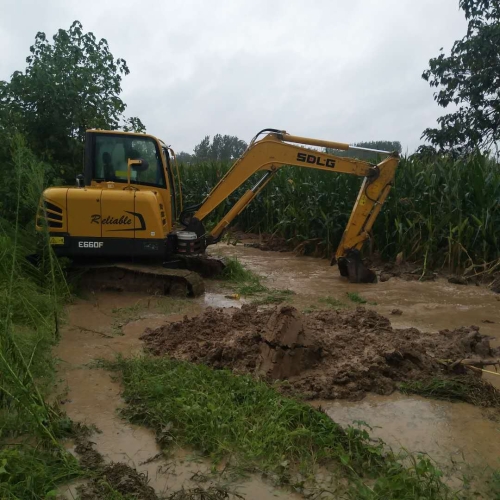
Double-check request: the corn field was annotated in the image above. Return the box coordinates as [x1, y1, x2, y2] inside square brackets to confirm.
[179, 154, 500, 272]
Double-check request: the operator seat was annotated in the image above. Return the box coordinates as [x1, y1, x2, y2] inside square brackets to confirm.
[102, 152, 115, 180]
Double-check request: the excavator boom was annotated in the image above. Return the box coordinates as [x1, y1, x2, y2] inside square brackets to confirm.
[189, 129, 399, 282]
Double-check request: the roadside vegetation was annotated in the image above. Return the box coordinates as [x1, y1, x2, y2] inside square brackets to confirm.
[0, 139, 81, 497]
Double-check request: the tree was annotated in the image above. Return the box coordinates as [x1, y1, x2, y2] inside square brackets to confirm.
[422, 0, 500, 154]
[193, 134, 248, 162]
[0, 21, 144, 175]
[175, 151, 194, 164]
[193, 136, 211, 161]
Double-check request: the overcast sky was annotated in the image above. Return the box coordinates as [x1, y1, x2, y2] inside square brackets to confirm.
[1, 0, 467, 154]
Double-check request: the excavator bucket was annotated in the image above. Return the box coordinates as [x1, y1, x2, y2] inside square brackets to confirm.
[336, 249, 377, 283]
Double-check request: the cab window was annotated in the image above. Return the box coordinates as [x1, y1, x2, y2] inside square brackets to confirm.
[94, 135, 166, 188]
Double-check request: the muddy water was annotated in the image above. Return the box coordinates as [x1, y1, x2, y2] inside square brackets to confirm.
[56, 246, 500, 496]
[211, 244, 500, 334]
[211, 244, 500, 471]
[315, 394, 500, 470]
[56, 292, 296, 498]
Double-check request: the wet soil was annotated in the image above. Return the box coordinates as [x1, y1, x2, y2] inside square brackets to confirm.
[57, 243, 500, 495]
[141, 304, 500, 400]
[56, 292, 298, 499]
[206, 244, 500, 470]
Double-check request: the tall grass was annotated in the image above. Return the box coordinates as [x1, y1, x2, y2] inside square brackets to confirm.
[0, 135, 79, 497]
[179, 154, 500, 271]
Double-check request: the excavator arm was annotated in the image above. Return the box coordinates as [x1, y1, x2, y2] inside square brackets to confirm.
[187, 129, 399, 282]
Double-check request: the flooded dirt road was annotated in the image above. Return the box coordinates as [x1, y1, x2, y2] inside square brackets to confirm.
[57, 244, 500, 496]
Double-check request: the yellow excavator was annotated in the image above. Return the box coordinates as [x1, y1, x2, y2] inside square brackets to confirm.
[37, 128, 399, 296]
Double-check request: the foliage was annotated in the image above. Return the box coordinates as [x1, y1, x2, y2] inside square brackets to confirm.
[219, 257, 267, 295]
[487, 470, 500, 499]
[251, 288, 294, 306]
[0, 20, 144, 181]
[318, 296, 345, 309]
[0, 139, 79, 497]
[422, 0, 500, 154]
[193, 134, 247, 162]
[176, 151, 195, 164]
[400, 376, 500, 407]
[109, 355, 452, 498]
[0, 445, 80, 499]
[180, 152, 500, 271]
[0, 134, 62, 227]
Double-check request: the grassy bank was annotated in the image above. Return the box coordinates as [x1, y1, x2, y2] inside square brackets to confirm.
[109, 355, 454, 499]
[0, 138, 80, 498]
[179, 154, 500, 272]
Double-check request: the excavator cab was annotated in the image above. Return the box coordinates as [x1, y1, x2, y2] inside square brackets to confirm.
[38, 130, 179, 260]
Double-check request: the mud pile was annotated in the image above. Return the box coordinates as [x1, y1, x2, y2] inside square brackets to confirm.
[141, 305, 500, 400]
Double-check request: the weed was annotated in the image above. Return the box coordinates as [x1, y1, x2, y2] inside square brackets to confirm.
[155, 297, 192, 316]
[219, 257, 255, 283]
[251, 289, 294, 306]
[0, 445, 81, 498]
[112, 302, 145, 321]
[319, 296, 345, 309]
[76, 462, 157, 499]
[487, 470, 500, 499]
[0, 136, 81, 497]
[219, 257, 267, 296]
[346, 292, 367, 304]
[108, 356, 452, 498]
[345, 292, 377, 305]
[302, 304, 319, 314]
[400, 376, 500, 407]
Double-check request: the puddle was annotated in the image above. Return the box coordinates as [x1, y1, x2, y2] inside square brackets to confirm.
[204, 291, 244, 308]
[314, 393, 500, 470]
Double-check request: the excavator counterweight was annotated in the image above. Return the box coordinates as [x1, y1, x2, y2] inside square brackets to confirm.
[37, 128, 399, 293]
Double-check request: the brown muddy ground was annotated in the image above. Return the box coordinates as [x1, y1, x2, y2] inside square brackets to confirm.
[207, 243, 500, 473]
[57, 242, 500, 495]
[56, 292, 298, 499]
[209, 244, 500, 348]
[141, 304, 499, 400]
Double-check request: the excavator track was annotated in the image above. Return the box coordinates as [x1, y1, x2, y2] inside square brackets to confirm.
[77, 263, 205, 297]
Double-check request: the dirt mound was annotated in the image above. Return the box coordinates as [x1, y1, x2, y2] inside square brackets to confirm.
[141, 305, 500, 400]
